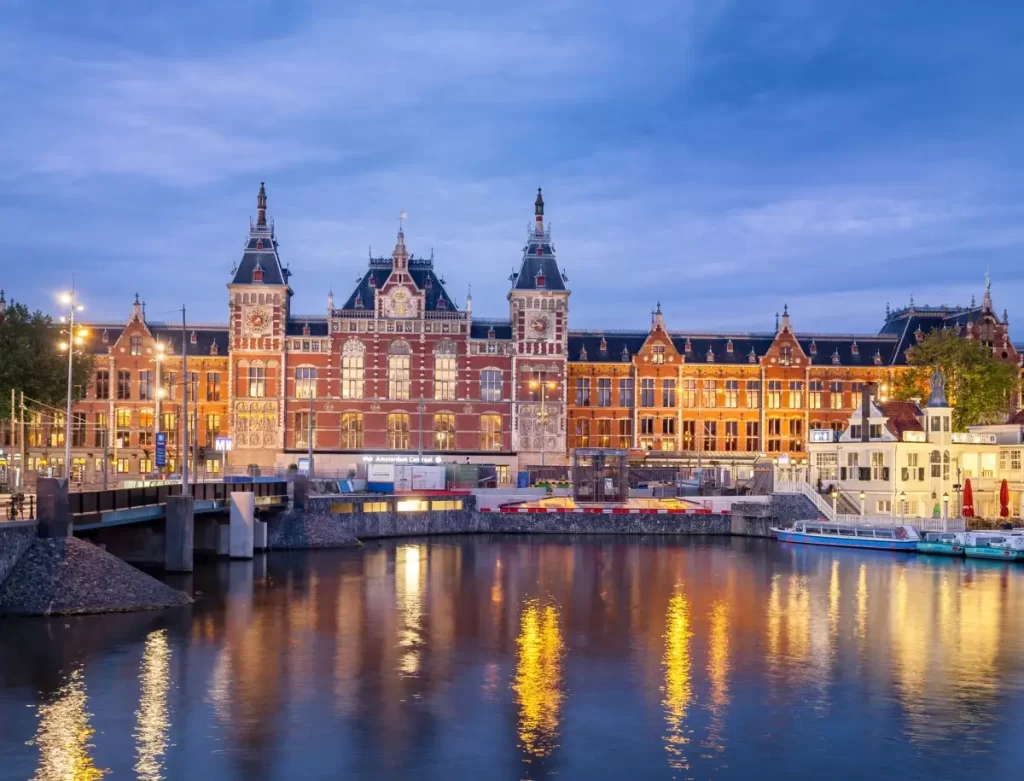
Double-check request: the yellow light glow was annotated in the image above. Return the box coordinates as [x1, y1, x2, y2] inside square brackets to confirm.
[529, 381, 539, 389]
[513, 599, 564, 759]
[707, 599, 730, 714]
[134, 629, 170, 781]
[396, 544, 423, 676]
[29, 668, 106, 780]
[662, 590, 692, 771]
[78, 328, 89, 337]
[156, 343, 165, 353]
[58, 342, 68, 351]
[76, 305, 84, 312]
[74, 337, 84, 346]
[59, 293, 72, 305]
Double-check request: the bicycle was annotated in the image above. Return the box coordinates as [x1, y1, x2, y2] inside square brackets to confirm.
[6, 492, 24, 521]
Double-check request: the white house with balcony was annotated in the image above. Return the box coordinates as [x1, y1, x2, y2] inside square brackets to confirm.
[806, 371, 1022, 520]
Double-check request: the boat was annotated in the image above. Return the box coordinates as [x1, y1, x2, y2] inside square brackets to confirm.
[917, 532, 965, 557]
[965, 532, 1024, 561]
[772, 520, 921, 551]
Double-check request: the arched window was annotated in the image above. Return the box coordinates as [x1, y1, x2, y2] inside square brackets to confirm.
[341, 412, 363, 449]
[930, 449, 941, 478]
[480, 414, 501, 450]
[342, 339, 365, 400]
[388, 340, 411, 400]
[434, 340, 457, 401]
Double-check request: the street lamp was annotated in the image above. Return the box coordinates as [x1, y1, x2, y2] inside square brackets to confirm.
[942, 491, 950, 521]
[57, 282, 85, 481]
[529, 377, 557, 466]
[899, 490, 906, 522]
[830, 486, 838, 518]
[859, 490, 866, 517]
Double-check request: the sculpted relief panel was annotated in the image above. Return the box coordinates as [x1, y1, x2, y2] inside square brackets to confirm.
[234, 400, 278, 448]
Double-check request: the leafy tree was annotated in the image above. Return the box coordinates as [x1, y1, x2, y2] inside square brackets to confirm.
[0, 297, 94, 422]
[893, 328, 1018, 429]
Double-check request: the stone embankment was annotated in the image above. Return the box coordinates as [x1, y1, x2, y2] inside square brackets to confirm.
[267, 509, 361, 550]
[0, 536, 192, 617]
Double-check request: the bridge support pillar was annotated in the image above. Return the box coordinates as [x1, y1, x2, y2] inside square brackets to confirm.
[37, 478, 72, 538]
[293, 475, 309, 510]
[254, 519, 267, 551]
[165, 495, 194, 572]
[229, 492, 255, 559]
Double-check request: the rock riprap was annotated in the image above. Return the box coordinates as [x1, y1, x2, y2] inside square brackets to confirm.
[267, 510, 361, 550]
[0, 537, 192, 616]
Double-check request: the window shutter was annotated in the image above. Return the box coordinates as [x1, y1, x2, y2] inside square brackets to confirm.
[901, 467, 909, 481]
[918, 467, 925, 481]
[840, 467, 847, 480]
[882, 467, 890, 481]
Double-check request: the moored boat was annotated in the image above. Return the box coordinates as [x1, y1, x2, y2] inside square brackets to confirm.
[917, 532, 965, 557]
[772, 520, 921, 551]
[965, 532, 1024, 561]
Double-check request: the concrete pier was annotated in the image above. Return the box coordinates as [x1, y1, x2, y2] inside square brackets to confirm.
[165, 495, 195, 572]
[36, 478, 72, 539]
[293, 476, 310, 510]
[229, 492, 255, 559]
[254, 519, 267, 551]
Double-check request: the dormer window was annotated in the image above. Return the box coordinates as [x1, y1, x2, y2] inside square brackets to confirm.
[302, 323, 311, 337]
[425, 277, 432, 290]
[684, 338, 692, 353]
[832, 350, 841, 365]
[190, 330, 198, 345]
[579, 345, 588, 360]
[252, 262, 264, 283]
[780, 346, 792, 365]
[102, 329, 109, 344]
[726, 339, 734, 354]
[600, 337, 608, 353]
[355, 293, 364, 309]
[210, 340, 219, 356]
[809, 340, 817, 356]
[437, 297, 446, 310]
[652, 345, 666, 365]
[873, 350, 882, 366]
[851, 341, 859, 356]
[369, 275, 377, 288]
[535, 270, 546, 288]
[706, 347, 715, 363]
[621, 346, 630, 362]
[255, 239, 264, 250]
[748, 348, 757, 364]
[915, 327, 924, 343]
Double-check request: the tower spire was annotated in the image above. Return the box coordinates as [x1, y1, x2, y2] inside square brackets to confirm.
[256, 181, 267, 227]
[534, 187, 544, 234]
[983, 268, 993, 311]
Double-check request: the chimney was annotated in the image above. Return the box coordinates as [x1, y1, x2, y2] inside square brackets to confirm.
[861, 382, 876, 442]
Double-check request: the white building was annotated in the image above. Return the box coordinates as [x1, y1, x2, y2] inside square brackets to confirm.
[807, 372, 1024, 520]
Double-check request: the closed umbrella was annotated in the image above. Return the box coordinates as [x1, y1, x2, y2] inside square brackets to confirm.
[962, 478, 975, 518]
[999, 479, 1010, 518]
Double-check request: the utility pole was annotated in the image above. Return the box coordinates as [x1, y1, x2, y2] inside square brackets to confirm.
[181, 306, 189, 489]
[19, 392, 25, 492]
[61, 276, 82, 481]
[307, 392, 314, 477]
[9, 389, 14, 485]
[102, 429, 108, 490]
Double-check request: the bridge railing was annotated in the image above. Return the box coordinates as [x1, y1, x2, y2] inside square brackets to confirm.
[68, 481, 288, 516]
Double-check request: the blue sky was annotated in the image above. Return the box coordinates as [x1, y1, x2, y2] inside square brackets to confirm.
[2, 0, 1022, 332]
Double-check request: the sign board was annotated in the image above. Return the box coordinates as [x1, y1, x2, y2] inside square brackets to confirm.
[214, 436, 233, 452]
[367, 463, 396, 493]
[155, 432, 167, 467]
[809, 430, 834, 443]
[297, 457, 311, 474]
[362, 454, 443, 465]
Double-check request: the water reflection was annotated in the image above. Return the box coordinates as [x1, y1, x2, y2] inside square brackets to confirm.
[396, 544, 424, 677]
[705, 600, 729, 754]
[662, 590, 693, 772]
[29, 668, 106, 781]
[513, 599, 565, 760]
[134, 630, 171, 781]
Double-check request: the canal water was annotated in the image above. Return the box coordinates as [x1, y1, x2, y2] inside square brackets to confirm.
[2, 536, 1023, 780]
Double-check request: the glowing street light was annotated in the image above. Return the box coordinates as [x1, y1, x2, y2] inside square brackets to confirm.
[56, 281, 85, 480]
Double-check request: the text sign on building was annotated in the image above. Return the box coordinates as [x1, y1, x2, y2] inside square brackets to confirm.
[810, 430, 835, 443]
[155, 432, 167, 467]
[361, 455, 444, 465]
[214, 437, 233, 452]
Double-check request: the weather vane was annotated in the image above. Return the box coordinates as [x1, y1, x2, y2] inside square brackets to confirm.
[399, 211, 408, 231]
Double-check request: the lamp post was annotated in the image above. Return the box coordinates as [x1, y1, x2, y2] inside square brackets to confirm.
[57, 283, 85, 481]
[859, 490, 866, 517]
[942, 491, 949, 521]
[529, 376, 557, 467]
[899, 490, 906, 522]
[830, 487, 838, 518]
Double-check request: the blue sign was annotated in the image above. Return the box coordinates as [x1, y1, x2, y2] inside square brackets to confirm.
[155, 432, 167, 467]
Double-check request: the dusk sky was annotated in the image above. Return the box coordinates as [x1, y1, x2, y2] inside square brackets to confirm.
[2, 1, 1022, 332]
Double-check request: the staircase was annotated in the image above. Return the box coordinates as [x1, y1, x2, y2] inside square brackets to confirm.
[775, 479, 836, 521]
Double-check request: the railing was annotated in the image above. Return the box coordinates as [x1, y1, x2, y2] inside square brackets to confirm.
[68, 481, 288, 516]
[775, 479, 836, 520]
[836, 513, 965, 533]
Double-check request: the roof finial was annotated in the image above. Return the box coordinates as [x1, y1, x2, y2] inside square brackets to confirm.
[328, 288, 335, 311]
[885, 301, 891, 318]
[399, 209, 407, 234]
[534, 187, 544, 234]
[775, 311, 779, 330]
[256, 181, 267, 228]
[909, 294, 915, 308]
[983, 268, 993, 311]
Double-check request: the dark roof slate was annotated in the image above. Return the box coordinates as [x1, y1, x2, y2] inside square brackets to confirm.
[231, 234, 289, 287]
[337, 258, 457, 313]
[285, 318, 329, 337]
[470, 320, 513, 340]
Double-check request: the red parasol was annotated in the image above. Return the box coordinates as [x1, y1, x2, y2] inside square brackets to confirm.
[962, 478, 975, 518]
[999, 479, 1010, 518]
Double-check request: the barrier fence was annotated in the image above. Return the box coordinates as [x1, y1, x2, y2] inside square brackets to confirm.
[68, 481, 288, 516]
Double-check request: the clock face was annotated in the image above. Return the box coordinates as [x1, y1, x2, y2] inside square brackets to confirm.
[246, 307, 270, 335]
[529, 314, 550, 338]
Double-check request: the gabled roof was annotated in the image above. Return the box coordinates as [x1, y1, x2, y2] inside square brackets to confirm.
[337, 255, 457, 313]
[878, 400, 924, 437]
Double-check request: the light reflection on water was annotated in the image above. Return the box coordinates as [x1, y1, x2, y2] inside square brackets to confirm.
[2, 538, 1024, 781]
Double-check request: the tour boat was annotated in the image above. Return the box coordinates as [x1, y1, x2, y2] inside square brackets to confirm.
[772, 520, 921, 551]
[917, 532, 966, 557]
[965, 532, 1024, 561]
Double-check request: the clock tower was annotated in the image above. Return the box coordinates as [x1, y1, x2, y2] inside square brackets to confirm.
[226, 182, 292, 466]
[509, 188, 570, 468]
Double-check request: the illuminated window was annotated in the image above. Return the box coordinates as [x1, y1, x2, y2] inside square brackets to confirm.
[397, 499, 430, 512]
[724, 421, 738, 451]
[829, 381, 843, 409]
[652, 344, 666, 364]
[206, 372, 221, 401]
[130, 335, 142, 356]
[724, 380, 739, 408]
[702, 380, 716, 408]
[788, 381, 803, 408]
[434, 413, 456, 450]
[341, 412, 363, 449]
[342, 340, 365, 399]
[682, 420, 696, 450]
[480, 369, 502, 402]
[480, 414, 501, 450]
[435, 353, 457, 401]
[388, 413, 410, 449]
[431, 500, 464, 511]
[746, 380, 760, 408]
[363, 501, 389, 513]
[767, 381, 782, 409]
[682, 379, 697, 407]
[247, 366, 266, 398]
[294, 411, 312, 448]
[575, 418, 591, 448]
[389, 355, 410, 400]
[808, 380, 823, 409]
[117, 457, 130, 473]
[617, 418, 633, 448]
[295, 366, 317, 399]
[139, 458, 153, 474]
[205, 459, 221, 474]
[595, 418, 612, 447]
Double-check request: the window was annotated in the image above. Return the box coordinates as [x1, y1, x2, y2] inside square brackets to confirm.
[640, 378, 655, 407]
[789, 418, 804, 452]
[130, 335, 142, 356]
[943, 415, 950, 432]
[830, 381, 843, 410]
[617, 419, 633, 448]
[618, 378, 635, 407]
[596, 419, 612, 448]
[341, 341, 365, 400]
[930, 450, 941, 478]
[876, 500, 892, 514]
[435, 354, 457, 401]
[597, 378, 612, 407]
[780, 345, 792, 366]
[434, 413, 456, 450]
[206, 373, 221, 402]
[294, 411, 311, 448]
[682, 379, 697, 407]
[138, 410, 154, 446]
[140, 458, 153, 474]
[944, 450, 951, 480]
[576, 378, 591, 406]
[480, 414, 502, 450]
[295, 367, 317, 399]
[745, 421, 759, 452]
[724, 421, 738, 451]
[869, 423, 882, 439]
[205, 459, 220, 475]
[702, 380, 716, 408]
[724, 380, 739, 408]
[871, 452, 885, 480]
[850, 382, 863, 409]
[850, 424, 862, 440]
[809, 381, 823, 410]
[480, 370, 502, 402]
[662, 417, 676, 436]
[117, 370, 131, 400]
[341, 412, 363, 449]
[185, 372, 199, 402]
[662, 379, 676, 408]
[788, 381, 803, 408]
[248, 366, 266, 398]
[48, 413, 65, 448]
[1013, 450, 1022, 471]
[389, 355, 411, 400]
[815, 452, 838, 482]
[746, 380, 760, 408]
[930, 415, 940, 432]
[767, 381, 781, 409]
[388, 413, 409, 449]
[205, 414, 221, 447]
[767, 418, 782, 452]
[94, 413, 108, 447]
[162, 413, 177, 445]
[134, 370, 151, 402]
[117, 458, 130, 474]
[703, 420, 717, 451]
[163, 372, 176, 400]
[682, 420, 696, 450]
[575, 418, 591, 448]
[71, 413, 86, 448]
[94, 370, 110, 400]
[640, 417, 655, 436]
[652, 344, 666, 364]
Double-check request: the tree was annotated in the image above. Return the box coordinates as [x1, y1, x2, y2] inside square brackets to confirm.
[0, 298, 94, 421]
[893, 328, 1018, 429]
